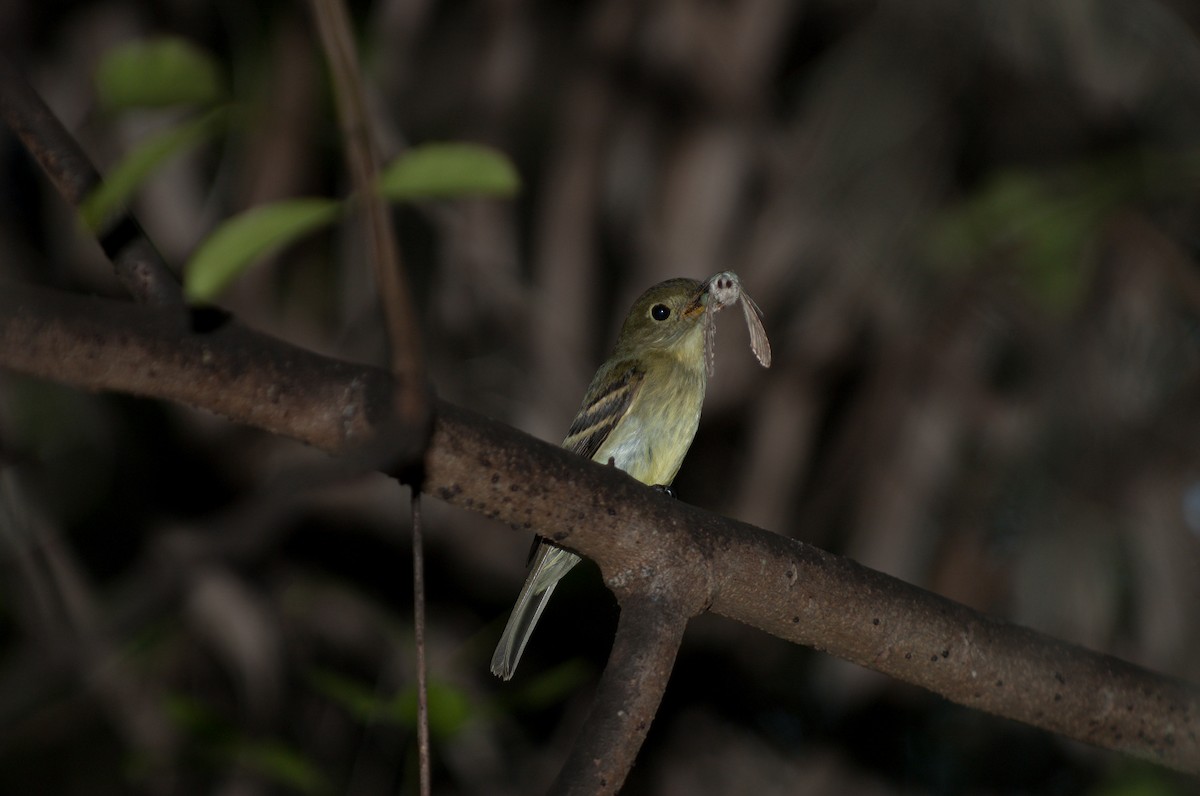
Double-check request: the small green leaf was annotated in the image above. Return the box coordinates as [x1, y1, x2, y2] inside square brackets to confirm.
[306, 668, 386, 723]
[925, 169, 1107, 313]
[1092, 764, 1182, 796]
[162, 692, 329, 794]
[306, 668, 473, 740]
[163, 693, 229, 742]
[395, 682, 473, 740]
[504, 658, 592, 711]
[184, 198, 341, 303]
[239, 740, 331, 795]
[80, 108, 227, 232]
[96, 37, 225, 110]
[379, 143, 520, 201]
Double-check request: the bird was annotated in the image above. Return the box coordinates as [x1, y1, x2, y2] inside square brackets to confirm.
[490, 276, 724, 680]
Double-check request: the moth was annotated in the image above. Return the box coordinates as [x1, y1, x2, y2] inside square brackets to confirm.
[703, 270, 772, 375]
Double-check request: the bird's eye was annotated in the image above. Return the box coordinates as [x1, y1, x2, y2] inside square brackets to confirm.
[651, 304, 671, 321]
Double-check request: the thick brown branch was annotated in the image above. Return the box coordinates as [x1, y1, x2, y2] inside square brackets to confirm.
[552, 597, 686, 796]
[708, 530, 1198, 768]
[0, 283, 395, 450]
[1, 281, 1197, 774]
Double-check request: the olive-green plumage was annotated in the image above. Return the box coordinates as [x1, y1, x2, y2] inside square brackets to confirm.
[490, 278, 713, 680]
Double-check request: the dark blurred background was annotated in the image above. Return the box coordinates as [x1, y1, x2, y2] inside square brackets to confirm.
[2, 1, 1200, 794]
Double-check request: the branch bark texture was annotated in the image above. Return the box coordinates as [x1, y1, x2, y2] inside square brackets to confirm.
[553, 598, 688, 796]
[1, 281, 1196, 775]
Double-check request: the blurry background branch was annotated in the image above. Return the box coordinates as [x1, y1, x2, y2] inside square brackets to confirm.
[0, 56, 180, 305]
[306, 0, 428, 426]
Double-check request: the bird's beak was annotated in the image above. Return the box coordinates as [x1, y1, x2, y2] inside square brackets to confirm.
[682, 283, 712, 319]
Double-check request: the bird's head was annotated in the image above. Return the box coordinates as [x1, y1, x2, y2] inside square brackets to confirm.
[611, 278, 713, 361]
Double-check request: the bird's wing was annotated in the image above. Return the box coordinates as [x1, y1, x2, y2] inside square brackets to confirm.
[492, 364, 644, 680]
[561, 364, 644, 461]
[520, 364, 642, 566]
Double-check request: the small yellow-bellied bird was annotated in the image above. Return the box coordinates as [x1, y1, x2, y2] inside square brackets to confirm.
[490, 272, 770, 680]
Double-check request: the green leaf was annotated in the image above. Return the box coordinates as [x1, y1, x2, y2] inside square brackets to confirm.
[95, 37, 225, 110]
[239, 740, 331, 796]
[96, 37, 225, 110]
[925, 169, 1107, 313]
[306, 668, 473, 740]
[503, 658, 592, 711]
[306, 668, 387, 723]
[164, 692, 330, 794]
[184, 198, 342, 303]
[80, 108, 227, 232]
[925, 148, 1200, 313]
[379, 143, 520, 201]
[395, 681, 473, 740]
[1092, 764, 1183, 796]
[163, 693, 229, 742]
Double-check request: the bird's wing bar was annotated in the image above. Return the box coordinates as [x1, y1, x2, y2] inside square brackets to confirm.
[561, 365, 644, 461]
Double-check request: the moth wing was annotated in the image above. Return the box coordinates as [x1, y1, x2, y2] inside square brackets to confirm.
[740, 292, 772, 368]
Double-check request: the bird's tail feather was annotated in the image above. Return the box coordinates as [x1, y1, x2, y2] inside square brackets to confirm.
[490, 545, 581, 680]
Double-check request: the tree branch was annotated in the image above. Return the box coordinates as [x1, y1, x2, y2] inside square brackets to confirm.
[0, 283, 394, 451]
[0, 56, 182, 306]
[552, 597, 688, 796]
[1, 280, 1197, 777]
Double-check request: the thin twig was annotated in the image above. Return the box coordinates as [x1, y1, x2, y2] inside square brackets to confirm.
[305, 0, 427, 413]
[0, 56, 182, 306]
[303, 11, 433, 791]
[411, 493, 431, 796]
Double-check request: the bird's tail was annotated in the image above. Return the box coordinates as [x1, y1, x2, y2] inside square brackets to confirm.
[490, 544, 581, 680]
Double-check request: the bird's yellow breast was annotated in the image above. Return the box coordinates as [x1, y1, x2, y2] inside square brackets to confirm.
[591, 354, 706, 486]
